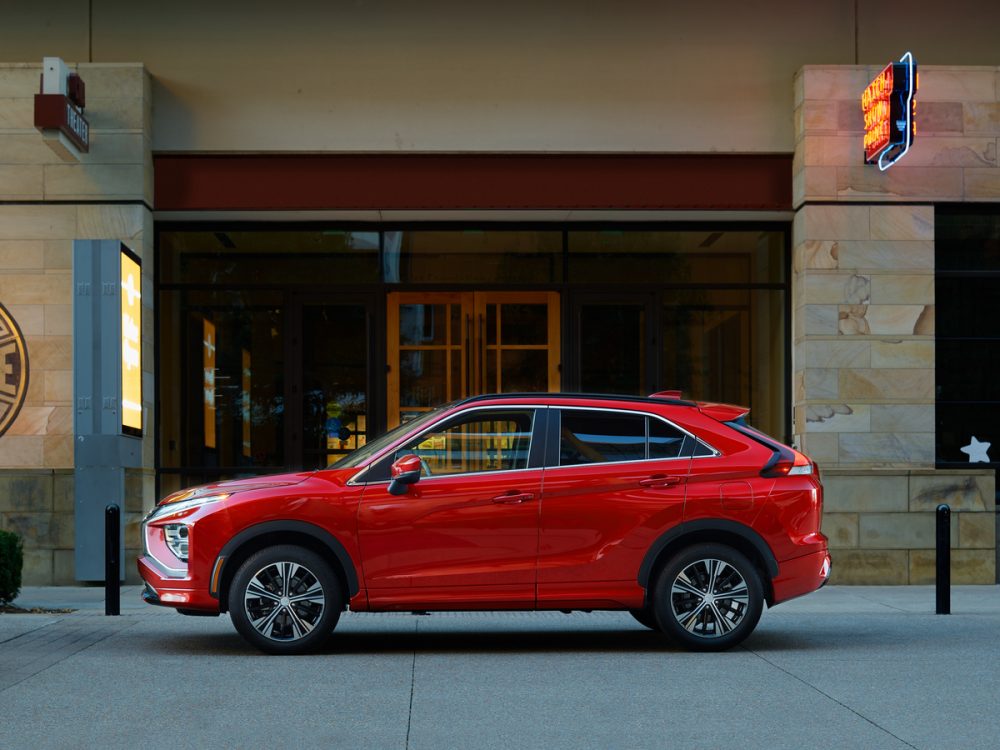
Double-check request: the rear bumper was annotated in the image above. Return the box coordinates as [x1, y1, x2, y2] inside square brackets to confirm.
[137, 556, 220, 613]
[771, 549, 832, 605]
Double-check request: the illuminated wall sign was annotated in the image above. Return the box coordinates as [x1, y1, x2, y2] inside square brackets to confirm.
[120, 247, 143, 436]
[862, 51, 917, 170]
[0, 302, 29, 438]
[204, 319, 217, 449]
[34, 57, 89, 161]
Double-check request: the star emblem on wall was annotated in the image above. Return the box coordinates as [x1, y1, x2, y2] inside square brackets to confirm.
[960, 436, 992, 463]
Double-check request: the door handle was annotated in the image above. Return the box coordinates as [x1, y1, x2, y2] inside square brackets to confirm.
[639, 475, 684, 488]
[491, 491, 535, 504]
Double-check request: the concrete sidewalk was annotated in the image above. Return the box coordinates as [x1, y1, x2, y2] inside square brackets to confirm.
[2, 585, 999, 749]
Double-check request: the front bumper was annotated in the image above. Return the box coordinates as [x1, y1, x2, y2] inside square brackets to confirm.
[771, 549, 832, 605]
[137, 555, 220, 613]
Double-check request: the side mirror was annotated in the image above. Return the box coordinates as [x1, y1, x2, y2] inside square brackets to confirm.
[388, 454, 422, 496]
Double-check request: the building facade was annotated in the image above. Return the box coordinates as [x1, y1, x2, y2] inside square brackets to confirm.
[0, 1, 997, 585]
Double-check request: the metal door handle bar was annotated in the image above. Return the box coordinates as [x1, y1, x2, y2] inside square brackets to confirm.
[491, 491, 535, 504]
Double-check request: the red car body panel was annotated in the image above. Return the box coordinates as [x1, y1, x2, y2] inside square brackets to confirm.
[138, 394, 830, 618]
[358, 468, 542, 609]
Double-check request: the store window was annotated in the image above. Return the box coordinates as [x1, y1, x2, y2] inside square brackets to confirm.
[158, 225, 789, 493]
[936, 206, 1000, 468]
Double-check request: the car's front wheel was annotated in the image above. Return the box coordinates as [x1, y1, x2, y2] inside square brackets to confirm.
[228, 545, 342, 654]
[652, 543, 763, 651]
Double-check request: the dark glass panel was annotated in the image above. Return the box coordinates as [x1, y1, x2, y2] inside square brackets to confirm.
[936, 405, 999, 467]
[937, 341, 1000, 402]
[400, 304, 449, 345]
[580, 304, 645, 395]
[500, 304, 548, 345]
[158, 289, 285, 472]
[383, 230, 562, 284]
[936, 209, 1000, 272]
[568, 230, 785, 284]
[400, 350, 449, 409]
[500, 350, 547, 392]
[937, 279, 1000, 339]
[159, 230, 379, 285]
[559, 410, 646, 466]
[302, 305, 368, 470]
[662, 289, 785, 440]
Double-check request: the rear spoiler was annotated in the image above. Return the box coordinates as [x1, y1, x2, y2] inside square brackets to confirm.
[647, 391, 750, 422]
[697, 402, 750, 422]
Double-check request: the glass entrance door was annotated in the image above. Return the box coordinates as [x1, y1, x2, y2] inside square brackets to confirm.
[297, 302, 370, 468]
[387, 292, 560, 426]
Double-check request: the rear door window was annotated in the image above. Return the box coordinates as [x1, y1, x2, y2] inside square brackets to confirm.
[558, 410, 647, 466]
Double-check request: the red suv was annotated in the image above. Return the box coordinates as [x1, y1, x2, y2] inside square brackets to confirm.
[138, 393, 830, 654]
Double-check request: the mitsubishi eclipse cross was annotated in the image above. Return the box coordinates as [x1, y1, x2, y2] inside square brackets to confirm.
[138, 392, 831, 654]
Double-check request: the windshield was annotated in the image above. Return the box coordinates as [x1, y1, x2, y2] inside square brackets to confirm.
[326, 403, 455, 470]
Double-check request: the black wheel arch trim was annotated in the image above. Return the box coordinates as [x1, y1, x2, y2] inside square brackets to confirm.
[211, 520, 360, 599]
[637, 519, 780, 589]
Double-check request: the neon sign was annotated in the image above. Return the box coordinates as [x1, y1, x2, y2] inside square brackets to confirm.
[862, 51, 917, 170]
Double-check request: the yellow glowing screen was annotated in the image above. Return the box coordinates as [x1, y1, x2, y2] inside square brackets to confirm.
[120, 248, 142, 435]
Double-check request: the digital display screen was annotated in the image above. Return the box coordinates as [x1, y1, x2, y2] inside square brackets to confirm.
[120, 247, 142, 436]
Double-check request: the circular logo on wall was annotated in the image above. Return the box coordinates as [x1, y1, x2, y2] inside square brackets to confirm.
[0, 302, 29, 437]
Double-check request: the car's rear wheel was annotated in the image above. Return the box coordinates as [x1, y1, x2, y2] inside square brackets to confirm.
[652, 543, 763, 651]
[228, 545, 342, 655]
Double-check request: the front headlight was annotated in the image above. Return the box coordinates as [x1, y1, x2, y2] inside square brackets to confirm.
[164, 524, 189, 561]
[147, 492, 230, 521]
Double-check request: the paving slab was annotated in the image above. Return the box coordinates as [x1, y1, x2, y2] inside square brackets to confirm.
[0, 585, 998, 750]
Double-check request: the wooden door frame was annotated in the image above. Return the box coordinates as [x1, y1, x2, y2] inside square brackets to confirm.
[387, 291, 561, 427]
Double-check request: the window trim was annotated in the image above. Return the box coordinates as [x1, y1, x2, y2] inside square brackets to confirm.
[545, 405, 720, 471]
[351, 404, 546, 485]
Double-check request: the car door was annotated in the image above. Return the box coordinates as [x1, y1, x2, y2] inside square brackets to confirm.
[537, 407, 691, 607]
[358, 406, 543, 609]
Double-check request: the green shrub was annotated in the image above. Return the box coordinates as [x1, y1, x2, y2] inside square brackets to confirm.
[0, 529, 24, 605]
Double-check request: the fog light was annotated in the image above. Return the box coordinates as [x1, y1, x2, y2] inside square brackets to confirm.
[164, 524, 189, 562]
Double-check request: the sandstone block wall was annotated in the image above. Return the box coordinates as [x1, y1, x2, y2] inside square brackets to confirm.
[794, 65, 999, 583]
[0, 63, 154, 584]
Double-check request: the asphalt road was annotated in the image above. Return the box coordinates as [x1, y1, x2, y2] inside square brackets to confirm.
[2, 585, 998, 749]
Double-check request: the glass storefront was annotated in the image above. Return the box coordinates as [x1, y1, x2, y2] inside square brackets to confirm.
[157, 226, 788, 493]
[936, 206, 1000, 468]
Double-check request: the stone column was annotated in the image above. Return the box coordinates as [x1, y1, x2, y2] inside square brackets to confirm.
[792, 65, 996, 583]
[0, 63, 154, 584]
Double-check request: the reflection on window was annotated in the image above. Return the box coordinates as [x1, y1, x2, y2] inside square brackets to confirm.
[396, 410, 534, 475]
[560, 411, 646, 465]
[649, 419, 686, 460]
[383, 231, 562, 284]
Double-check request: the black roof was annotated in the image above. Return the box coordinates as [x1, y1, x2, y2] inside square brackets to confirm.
[457, 392, 697, 408]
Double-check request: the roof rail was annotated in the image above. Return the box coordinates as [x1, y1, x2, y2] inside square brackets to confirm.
[457, 392, 697, 407]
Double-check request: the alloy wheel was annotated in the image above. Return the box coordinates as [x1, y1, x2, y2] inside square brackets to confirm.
[669, 558, 750, 639]
[243, 561, 326, 642]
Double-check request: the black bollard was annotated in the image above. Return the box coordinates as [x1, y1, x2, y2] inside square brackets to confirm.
[935, 503, 950, 615]
[105, 504, 120, 616]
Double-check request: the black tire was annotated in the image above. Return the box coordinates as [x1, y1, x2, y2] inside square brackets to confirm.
[228, 545, 342, 655]
[629, 607, 660, 631]
[652, 543, 764, 652]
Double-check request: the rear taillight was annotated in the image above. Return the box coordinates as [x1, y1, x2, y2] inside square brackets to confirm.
[761, 445, 813, 477]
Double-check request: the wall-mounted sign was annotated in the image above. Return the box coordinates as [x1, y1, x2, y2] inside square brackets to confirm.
[203, 318, 217, 449]
[120, 246, 142, 436]
[34, 57, 90, 162]
[0, 302, 29, 438]
[862, 51, 917, 170]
